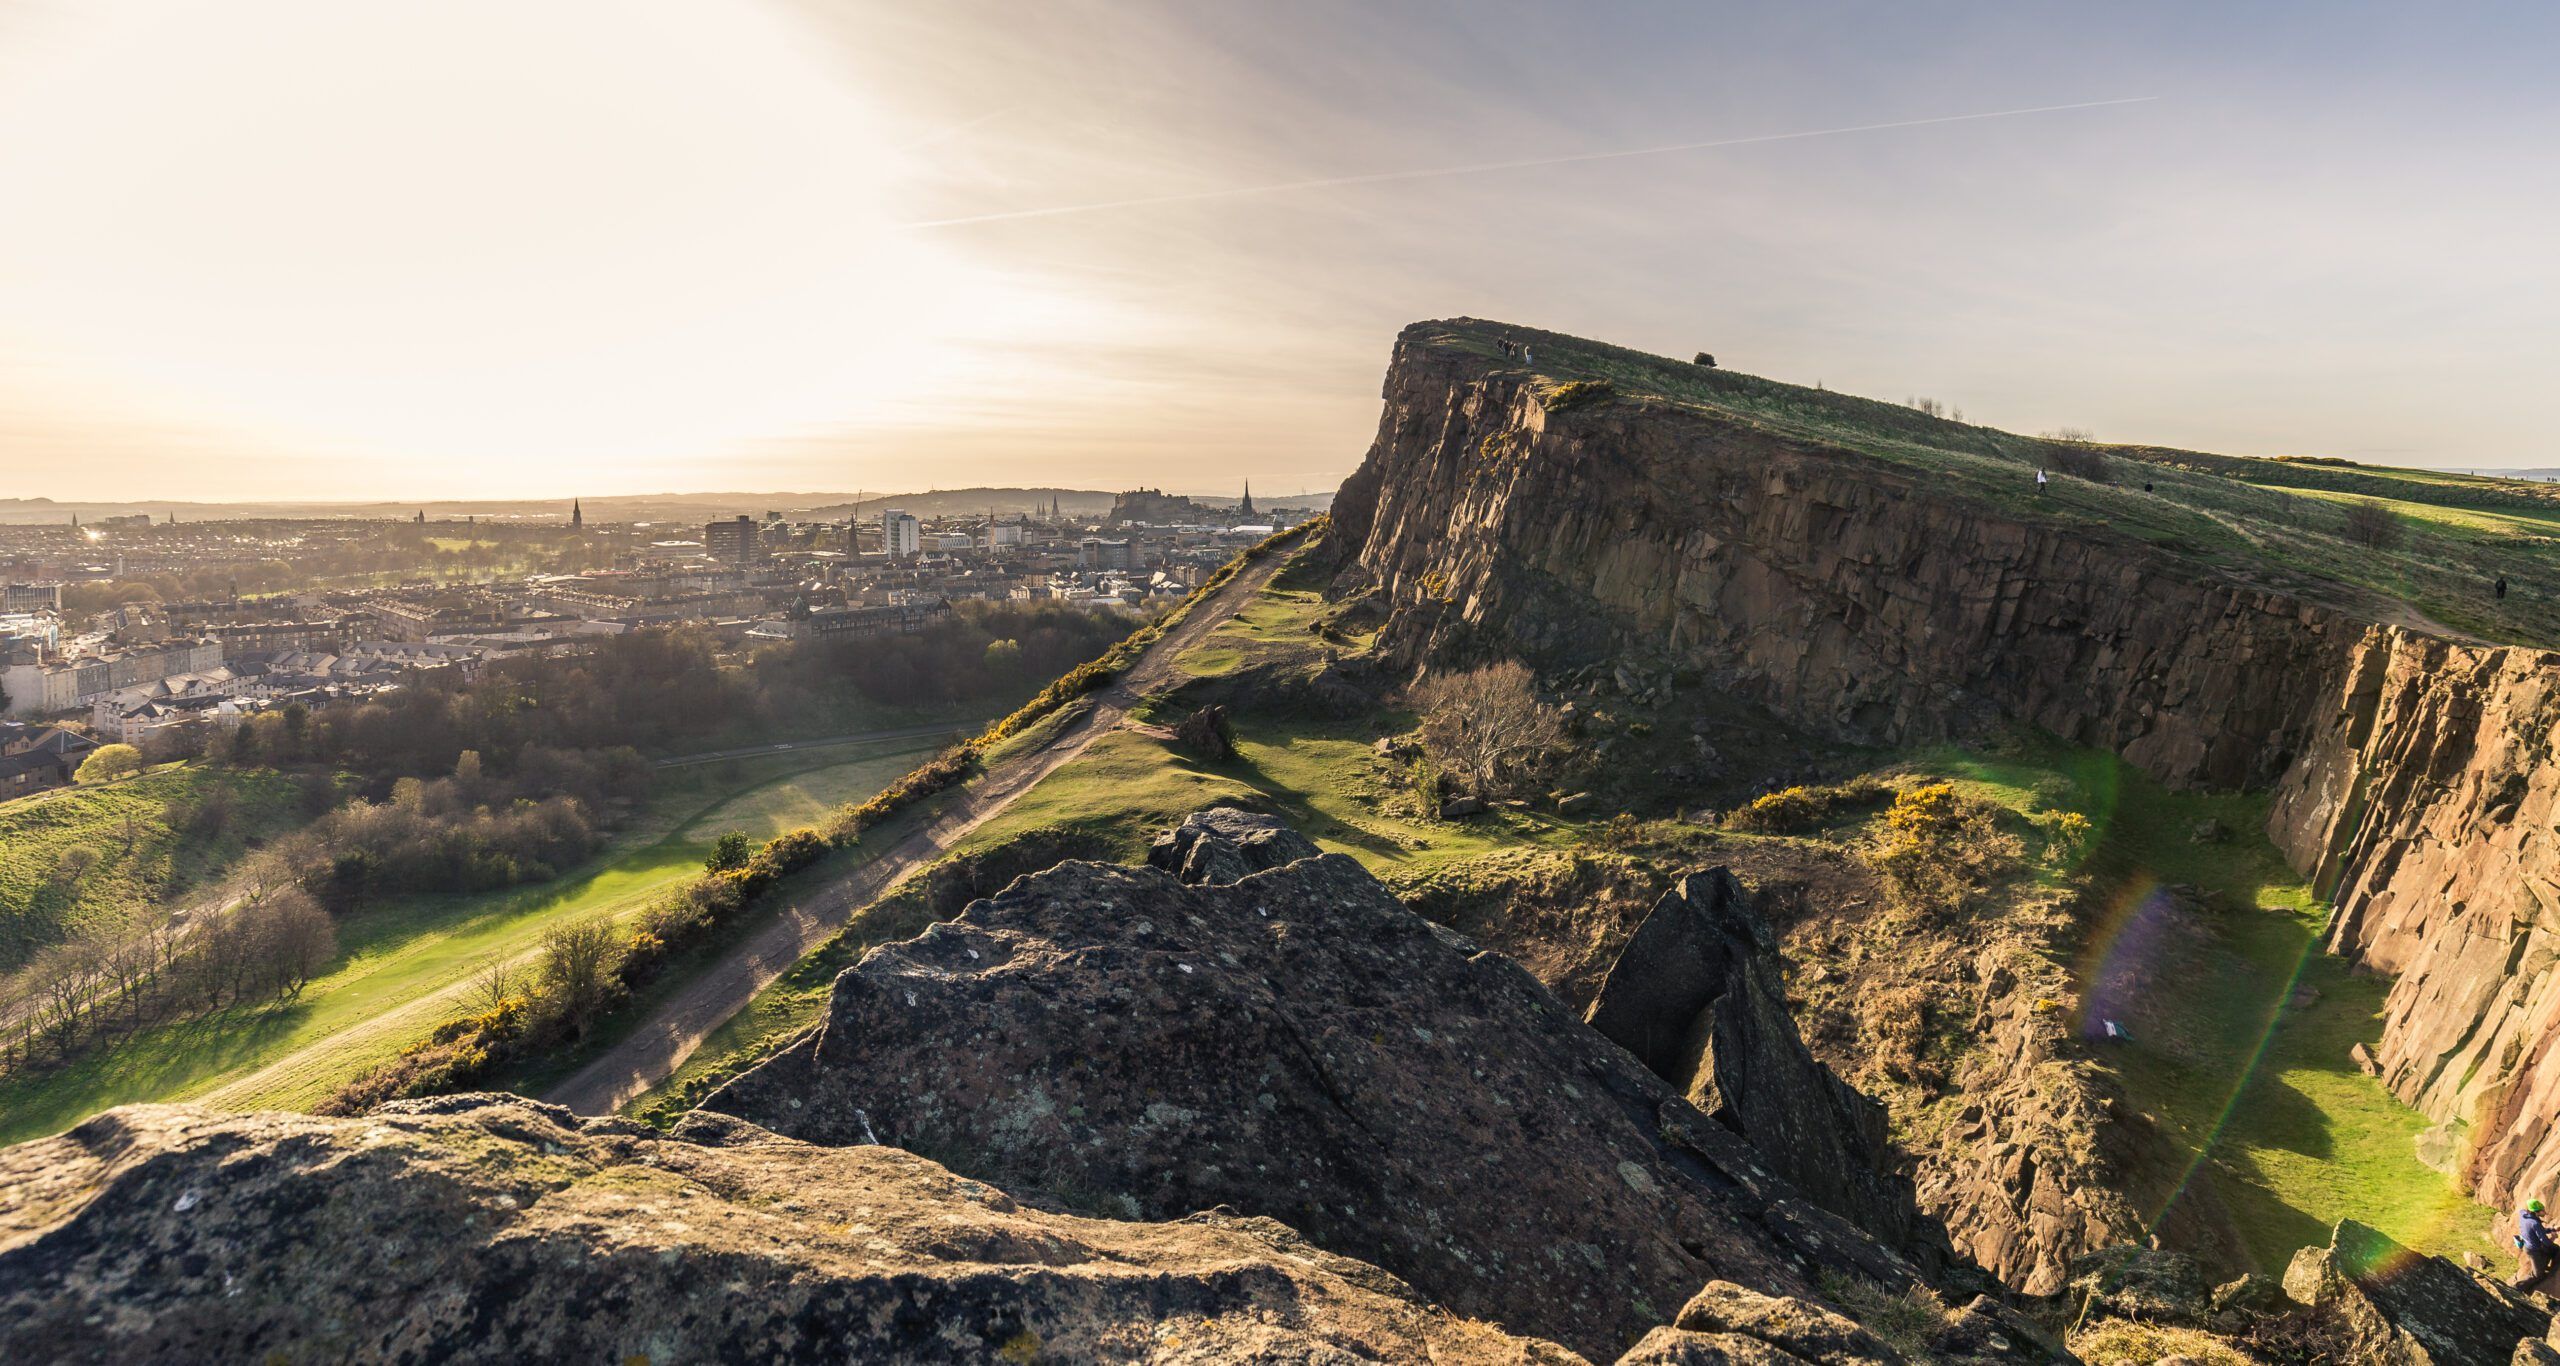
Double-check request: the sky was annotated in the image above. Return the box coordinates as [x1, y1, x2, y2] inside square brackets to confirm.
[0, 1, 2555, 502]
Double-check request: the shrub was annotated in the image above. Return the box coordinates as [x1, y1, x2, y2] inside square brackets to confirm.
[1866, 782, 2022, 919]
[74, 744, 144, 784]
[2341, 498, 2404, 549]
[705, 831, 753, 874]
[1721, 779, 1895, 834]
[1542, 380, 1614, 413]
[2048, 443, 2113, 484]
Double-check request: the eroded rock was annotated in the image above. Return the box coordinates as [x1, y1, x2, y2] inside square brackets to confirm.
[1583, 869, 1942, 1270]
[0, 1097, 1578, 1364]
[1143, 804, 1318, 885]
[2282, 1218, 2548, 1366]
[705, 830, 1927, 1359]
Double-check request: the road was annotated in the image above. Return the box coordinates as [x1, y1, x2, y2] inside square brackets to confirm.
[544, 547, 1295, 1116]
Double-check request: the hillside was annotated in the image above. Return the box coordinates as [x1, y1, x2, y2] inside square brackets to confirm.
[1407, 318, 2560, 648]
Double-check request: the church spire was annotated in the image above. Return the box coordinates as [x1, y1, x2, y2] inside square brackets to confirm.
[1237, 479, 1255, 518]
[570, 498, 583, 530]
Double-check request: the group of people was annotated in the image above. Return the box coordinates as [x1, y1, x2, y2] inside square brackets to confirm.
[1497, 335, 1533, 365]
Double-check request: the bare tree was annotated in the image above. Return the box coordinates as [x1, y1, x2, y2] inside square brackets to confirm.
[465, 956, 525, 1017]
[2342, 499, 2404, 549]
[1412, 661, 1570, 798]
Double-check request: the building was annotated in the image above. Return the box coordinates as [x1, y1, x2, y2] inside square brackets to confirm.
[2, 582, 62, 612]
[1, 637, 224, 718]
[882, 510, 922, 559]
[706, 515, 765, 567]
[1237, 481, 1255, 518]
[1077, 537, 1136, 571]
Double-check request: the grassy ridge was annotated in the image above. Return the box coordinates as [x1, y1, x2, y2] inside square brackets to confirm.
[0, 766, 307, 971]
[1425, 319, 2560, 646]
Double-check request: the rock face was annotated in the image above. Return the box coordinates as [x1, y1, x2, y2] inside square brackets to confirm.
[1331, 320, 2560, 1228]
[705, 822, 1928, 1360]
[1328, 321, 2352, 792]
[1584, 869, 1942, 1271]
[2281, 1219, 2549, 1366]
[0, 1096, 1576, 1364]
[2268, 631, 2560, 1215]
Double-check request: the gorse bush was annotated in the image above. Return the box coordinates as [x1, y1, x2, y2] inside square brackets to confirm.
[1866, 782, 2022, 920]
[1541, 379, 1615, 413]
[1722, 779, 1896, 834]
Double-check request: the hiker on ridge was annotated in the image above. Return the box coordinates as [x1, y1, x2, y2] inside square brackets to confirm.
[2517, 1199, 2557, 1289]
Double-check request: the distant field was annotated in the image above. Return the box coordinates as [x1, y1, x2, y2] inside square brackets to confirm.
[0, 740, 945, 1143]
[1431, 320, 2560, 646]
[0, 765, 307, 972]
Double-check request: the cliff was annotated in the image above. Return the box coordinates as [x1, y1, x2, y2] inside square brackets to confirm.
[1330, 320, 2560, 1230]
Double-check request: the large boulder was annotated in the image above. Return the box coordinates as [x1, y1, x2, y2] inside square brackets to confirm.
[1143, 804, 1319, 885]
[705, 820, 1928, 1359]
[0, 1096, 1578, 1364]
[1584, 870, 1943, 1269]
[2283, 1219, 2549, 1366]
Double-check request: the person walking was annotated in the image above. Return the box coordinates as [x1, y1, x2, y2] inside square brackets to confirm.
[2497, 575, 2510, 601]
[2517, 1200, 2557, 1290]
[2036, 469, 2049, 495]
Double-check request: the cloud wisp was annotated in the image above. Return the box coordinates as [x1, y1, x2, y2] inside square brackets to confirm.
[905, 95, 2158, 229]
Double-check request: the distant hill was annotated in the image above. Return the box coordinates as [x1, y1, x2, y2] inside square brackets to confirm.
[0, 489, 1124, 526]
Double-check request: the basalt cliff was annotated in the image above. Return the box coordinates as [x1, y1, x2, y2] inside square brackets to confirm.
[1331, 319, 2560, 1236]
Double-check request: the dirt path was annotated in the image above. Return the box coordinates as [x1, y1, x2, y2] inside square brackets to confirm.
[543, 551, 1295, 1116]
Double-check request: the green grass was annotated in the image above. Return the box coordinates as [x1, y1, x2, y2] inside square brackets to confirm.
[1913, 739, 2492, 1269]
[0, 765, 307, 971]
[1425, 319, 2560, 645]
[0, 740, 948, 1142]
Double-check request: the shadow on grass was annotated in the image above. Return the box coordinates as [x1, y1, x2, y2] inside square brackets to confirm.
[0, 998, 313, 1144]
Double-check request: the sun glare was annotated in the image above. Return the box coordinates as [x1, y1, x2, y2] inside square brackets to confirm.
[0, 0, 1073, 491]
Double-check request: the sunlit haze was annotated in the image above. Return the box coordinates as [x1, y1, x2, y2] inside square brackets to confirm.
[2, 1, 2555, 501]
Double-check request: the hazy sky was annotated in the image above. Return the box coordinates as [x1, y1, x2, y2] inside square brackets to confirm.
[1, 1, 2554, 501]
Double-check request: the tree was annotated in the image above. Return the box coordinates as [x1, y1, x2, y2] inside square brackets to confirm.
[705, 831, 754, 874]
[1412, 661, 1570, 798]
[537, 919, 622, 1025]
[74, 744, 144, 784]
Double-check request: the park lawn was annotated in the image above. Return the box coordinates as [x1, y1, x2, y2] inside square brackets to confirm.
[0, 739, 945, 1142]
[1916, 740, 2492, 1269]
[0, 765, 308, 972]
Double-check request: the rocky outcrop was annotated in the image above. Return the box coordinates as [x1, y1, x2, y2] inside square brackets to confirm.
[2268, 630, 2560, 1214]
[0, 1095, 1578, 1364]
[704, 819, 1929, 1360]
[1329, 321, 2353, 792]
[1144, 804, 1319, 884]
[1584, 869, 1942, 1271]
[2281, 1218, 2549, 1366]
[1331, 320, 2560, 1229]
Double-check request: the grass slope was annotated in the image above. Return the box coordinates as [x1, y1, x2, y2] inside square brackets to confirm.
[1919, 740, 2490, 1268]
[1429, 319, 2560, 646]
[0, 765, 307, 971]
[0, 740, 946, 1142]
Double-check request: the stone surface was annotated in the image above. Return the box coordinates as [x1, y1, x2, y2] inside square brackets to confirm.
[1668, 1281, 1905, 1364]
[2069, 1244, 2213, 1326]
[0, 1096, 1579, 1364]
[1583, 870, 1941, 1270]
[704, 824, 1926, 1360]
[1143, 804, 1319, 886]
[2281, 1218, 2548, 1366]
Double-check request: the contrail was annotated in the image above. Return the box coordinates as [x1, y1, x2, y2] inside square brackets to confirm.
[905, 95, 2154, 229]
